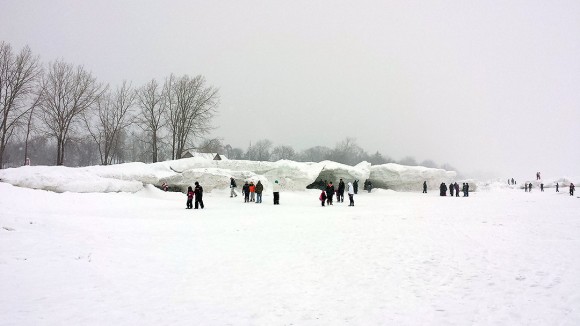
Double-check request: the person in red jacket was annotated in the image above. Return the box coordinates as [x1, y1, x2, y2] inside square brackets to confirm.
[186, 186, 194, 209]
[319, 190, 327, 206]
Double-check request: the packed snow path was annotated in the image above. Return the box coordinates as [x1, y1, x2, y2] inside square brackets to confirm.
[1, 183, 579, 325]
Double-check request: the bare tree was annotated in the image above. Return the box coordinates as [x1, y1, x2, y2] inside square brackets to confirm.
[246, 139, 272, 161]
[298, 146, 331, 162]
[271, 145, 296, 161]
[197, 138, 224, 153]
[38, 60, 103, 165]
[0, 42, 41, 168]
[399, 156, 418, 166]
[84, 81, 135, 165]
[331, 137, 365, 165]
[135, 79, 165, 162]
[165, 74, 219, 159]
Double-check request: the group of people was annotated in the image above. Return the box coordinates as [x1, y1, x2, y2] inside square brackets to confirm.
[507, 178, 517, 185]
[438, 182, 470, 197]
[185, 182, 204, 209]
[230, 177, 280, 204]
[318, 178, 355, 207]
[525, 182, 575, 196]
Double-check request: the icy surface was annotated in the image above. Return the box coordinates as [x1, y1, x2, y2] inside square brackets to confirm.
[1, 179, 580, 325]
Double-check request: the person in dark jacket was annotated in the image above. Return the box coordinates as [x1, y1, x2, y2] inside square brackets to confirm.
[423, 181, 427, 193]
[440, 183, 447, 196]
[337, 179, 345, 203]
[454, 182, 459, 197]
[528, 183, 532, 192]
[367, 180, 373, 193]
[230, 177, 238, 197]
[186, 186, 194, 209]
[450, 182, 454, 196]
[353, 180, 359, 194]
[255, 180, 264, 203]
[540, 183, 544, 192]
[465, 182, 470, 197]
[525, 183, 528, 192]
[570, 183, 575, 196]
[194, 182, 204, 209]
[556, 182, 559, 192]
[242, 181, 250, 203]
[326, 182, 335, 205]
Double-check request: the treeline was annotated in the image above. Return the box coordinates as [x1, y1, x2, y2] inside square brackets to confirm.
[1, 41, 456, 172]
[0, 41, 218, 168]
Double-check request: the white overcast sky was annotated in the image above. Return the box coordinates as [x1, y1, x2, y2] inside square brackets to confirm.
[1, 0, 579, 179]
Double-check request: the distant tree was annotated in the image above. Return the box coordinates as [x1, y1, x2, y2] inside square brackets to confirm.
[246, 139, 272, 161]
[228, 147, 244, 160]
[271, 145, 296, 161]
[330, 137, 365, 165]
[135, 79, 166, 163]
[440, 163, 457, 172]
[38, 60, 104, 165]
[299, 146, 331, 162]
[165, 74, 219, 159]
[420, 159, 438, 168]
[197, 138, 224, 153]
[84, 81, 135, 165]
[398, 156, 418, 166]
[0, 42, 41, 168]
[367, 151, 391, 165]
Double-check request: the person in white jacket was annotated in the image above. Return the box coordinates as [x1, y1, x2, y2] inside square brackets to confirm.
[347, 182, 355, 206]
[273, 180, 281, 205]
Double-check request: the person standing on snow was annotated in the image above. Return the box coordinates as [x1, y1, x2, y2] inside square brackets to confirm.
[326, 182, 335, 205]
[440, 183, 447, 196]
[337, 179, 345, 203]
[273, 180, 281, 205]
[319, 190, 327, 206]
[423, 181, 427, 193]
[348, 182, 355, 206]
[450, 182, 454, 196]
[556, 182, 559, 192]
[249, 181, 256, 202]
[242, 181, 250, 203]
[541, 183, 544, 192]
[230, 177, 238, 197]
[525, 183, 528, 192]
[186, 186, 194, 209]
[570, 183, 575, 196]
[353, 180, 359, 194]
[194, 182, 204, 209]
[255, 180, 264, 203]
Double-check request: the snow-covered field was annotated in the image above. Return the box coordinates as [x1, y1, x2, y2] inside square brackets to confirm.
[1, 177, 579, 325]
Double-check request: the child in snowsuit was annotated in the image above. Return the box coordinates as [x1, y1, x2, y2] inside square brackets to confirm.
[320, 190, 327, 206]
[186, 186, 194, 209]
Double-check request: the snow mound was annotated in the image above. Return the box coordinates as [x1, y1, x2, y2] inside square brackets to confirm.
[370, 163, 457, 191]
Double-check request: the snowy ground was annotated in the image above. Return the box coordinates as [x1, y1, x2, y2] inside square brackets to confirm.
[1, 183, 579, 325]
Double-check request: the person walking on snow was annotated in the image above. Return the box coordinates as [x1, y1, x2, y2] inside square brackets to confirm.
[273, 180, 281, 205]
[570, 183, 575, 196]
[353, 180, 359, 194]
[440, 183, 447, 196]
[455, 182, 460, 197]
[348, 182, 355, 206]
[450, 182, 454, 196]
[319, 190, 327, 206]
[326, 182, 335, 205]
[194, 182, 204, 209]
[556, 182, 559, 192]
[230, 177, 238, 197]
[249, 181, 256, 202]
[423, 181, 427, 193]
[186, 186, 194, 209]
[541, 183, 544, 192]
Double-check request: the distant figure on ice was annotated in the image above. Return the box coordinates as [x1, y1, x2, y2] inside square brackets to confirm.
[319, 190, 327, 206]
[242, 181, 250, 202]
[455, 182, 460, 197]
[450, 182, 454, 196]
[570, 183, 575, 196]
[255, 180, 264, 203]
[367, 180, 373, 193]
[186, 186, 194, 209]
[194, 182, 204, 209]
[348, 182, 355, 206]
[337, 179, 345, 203]
[273, 180, 281, 205]
[556, 182, 559, 192]
[423, 181, 427, 193]
[326, 182, 335, 205]
[440, 183, 447, 196]
[525, 183, 528, 192]
[465, 183, 470, 197]
[528, 183, 532, 192]
[353, 180, 359, 194]
[230, 177, 238, 197]
[540, 183, 544, 192]
[537, 172, 541, 180]
[511, 178, 515, 185]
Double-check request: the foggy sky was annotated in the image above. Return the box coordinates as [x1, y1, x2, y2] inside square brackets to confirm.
[2, 0, 579, 180]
